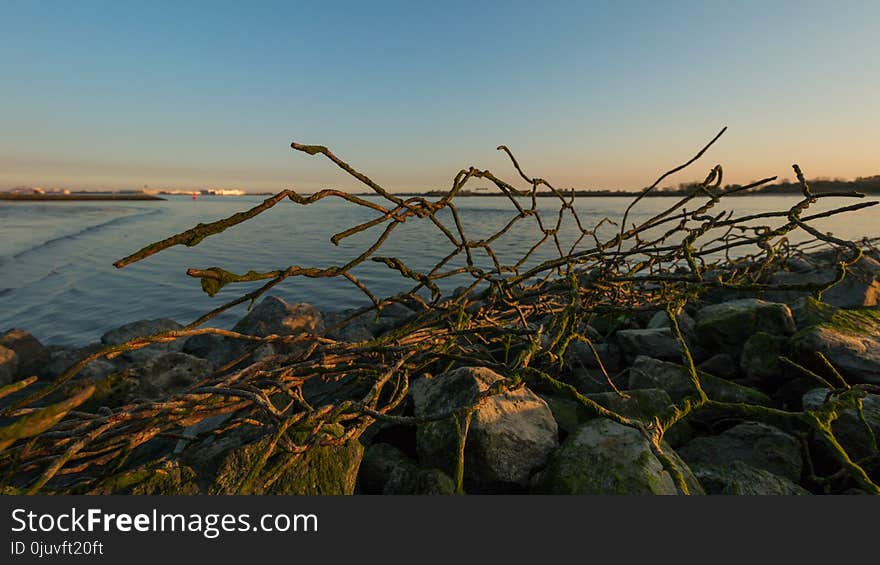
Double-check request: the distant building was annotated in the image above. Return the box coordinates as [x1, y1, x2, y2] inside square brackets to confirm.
[8, 186, 45, 195]
[202, 188, 247, 196]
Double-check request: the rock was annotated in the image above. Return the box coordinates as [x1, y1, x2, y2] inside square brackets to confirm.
[541, 389, 690, 445]
[201, 423, 363, 495]
[565, 341, 624, 384]
[765, 254, 880, 308]
[677, 422, 802, 482]
[373, 302, 419, 333]
[740, 332, 787, 383]
[359, 443, 455, 494]
[322, 310, 376, 343]
[411, 366, 558, 490]
[584, 388, 693, 446]
[539, 395, 581, 436]
[90, 460, 201, 495]
[233, 297, 324, 356]
[564, 339, 623, 393]
[233, 296, 325, 337]
[80, 371, 140, 410]
[628, 356, 772, 405]
[646, 309, 696, 333]
[132, 352, 213, 398]
[100, 318, 186, 363]
[182, 333, 242, 368]
[568, 366, 628, 395]
[0, 345, 18, 386]
[44, 344, 118, 382]
[695, 299, 796, 357]
[766, 271, 880, 309]
[584, 388, 674, 421]
[692, 461, 810, 495]
[533, 418, 704, 495]
[323, 303, 416, 342]
[589, 312, 639, 336]
[698, 353, 738, 378]
[174, 414, 234, 455]
[0, 329, 50, 378]
[789, 309, 880, 385]
[616, 328, 682, 362]
[101, 318, 184, 345]
[789, 297, 837, 329]
[802, 388, 880, 461]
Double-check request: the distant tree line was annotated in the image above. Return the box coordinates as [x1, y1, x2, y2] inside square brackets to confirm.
[397, 175, 880, 197]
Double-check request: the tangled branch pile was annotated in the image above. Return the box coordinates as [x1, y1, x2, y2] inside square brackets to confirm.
[1, 128, 878, 495]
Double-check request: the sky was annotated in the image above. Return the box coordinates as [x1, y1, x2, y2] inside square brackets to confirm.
[1, 1, 878, 193]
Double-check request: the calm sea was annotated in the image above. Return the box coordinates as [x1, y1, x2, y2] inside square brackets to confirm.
[1, 194, 877, 346]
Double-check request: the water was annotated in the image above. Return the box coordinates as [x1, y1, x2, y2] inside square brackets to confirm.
[1, 194, 877, 346]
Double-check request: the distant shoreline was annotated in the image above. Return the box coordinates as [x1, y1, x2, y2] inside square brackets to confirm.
[0, 193, 165, 201]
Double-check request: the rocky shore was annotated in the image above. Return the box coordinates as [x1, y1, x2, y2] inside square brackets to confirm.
[2, 247, 879, 495]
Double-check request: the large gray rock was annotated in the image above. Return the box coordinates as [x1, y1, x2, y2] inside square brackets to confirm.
[534, 418, 704, 495]
[698, 353, 738, 379]
[359, 443, 455, 495]
[323, 303, 421, 342]
[181, 333, 245, 369]
[322, 310, 377, 343]
[44, 343, 118, 382]
[803, 388, 880, 461]
[766, 254, 880, 308]
[101, 318, 184, 345]
[0, 329, 50, 378]
[646, 309, 696, 333]
[541, 388, 692, 447]
[695, 299, 796, 356]
[87, 460, 201, 495]
[739, 331, 787, 383]
[616, 328, 682, 362]
[790, 321, 880, 385]
[677, 422, 803, 482]
[132, 352, 213, 399]
[234, 296, 325, 337]
[692, 461, 810, 495]
[628, 356, 771, 405]
[0, 345, 18, 386]
[540, 388, 676, 434]
[584, 388, 674, 421]
[188, 423, 363, 495]
[565, 341, 624, 393]
[411, 366, 558, 489]
[101, 318, 186, 363]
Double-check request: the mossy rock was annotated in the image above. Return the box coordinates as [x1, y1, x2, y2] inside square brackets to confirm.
[533, 418, 704, 495]
[359, 443, 455, 495]
[628, 356, 772, 406]
[692, 461, 810, 495]
[789, 297, 837, 329]
[817, 308, 880, 336]
[695, 299, 796, 356]
[78, 371, 139, 411]
[541, 389, 692, 447]
[209, 423, 363, 495]
[411, 366, 558, 489]
[803, 388, 880, 463]
[789, 308, 880, 385]
[89, 460, 201, 495]
[588, 312, 637, 336]
[678, 422, 803, 482]
[740, 331, 787, 383]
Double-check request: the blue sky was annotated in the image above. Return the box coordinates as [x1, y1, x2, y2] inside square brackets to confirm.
[1, 1, 877, 192]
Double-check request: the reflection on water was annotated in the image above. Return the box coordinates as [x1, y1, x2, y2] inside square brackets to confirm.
[1, 194, 877, 345]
